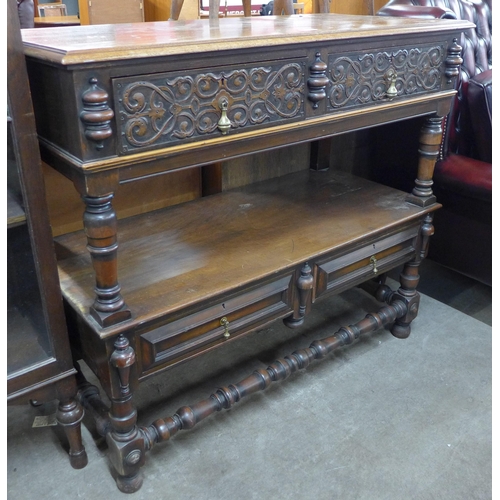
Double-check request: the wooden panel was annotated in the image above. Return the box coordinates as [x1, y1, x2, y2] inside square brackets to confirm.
[43, 163, 202, 236]
[221, 144, 310, 190]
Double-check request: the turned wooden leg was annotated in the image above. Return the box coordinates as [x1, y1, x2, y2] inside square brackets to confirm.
[56, 396, 88, 469]
[284, 262, 314, 328]
[106, 335, 145, 494]
[407, 116, 443, 207]
[82, 193, 131, 328]
[375, 214, 435, 339]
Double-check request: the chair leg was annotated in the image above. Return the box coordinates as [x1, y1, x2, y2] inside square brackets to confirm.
[170, 0, 184, 20]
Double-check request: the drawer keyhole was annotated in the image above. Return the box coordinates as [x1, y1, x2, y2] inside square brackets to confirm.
[220, 317, 230, 339]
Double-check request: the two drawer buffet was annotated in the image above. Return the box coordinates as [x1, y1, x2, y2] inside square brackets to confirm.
[21, 14, 472, 493]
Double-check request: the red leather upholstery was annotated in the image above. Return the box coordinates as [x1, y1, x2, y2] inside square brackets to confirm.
[377, 0, 492, 285]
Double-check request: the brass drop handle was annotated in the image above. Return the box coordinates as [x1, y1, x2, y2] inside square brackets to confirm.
[370, 256, 378, 275]
[220, 317, 230, 339]
[385, 68, 398, 98]
[217, 99, 231, 135]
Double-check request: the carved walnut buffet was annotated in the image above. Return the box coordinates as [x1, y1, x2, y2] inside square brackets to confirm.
[21, 14, 471, 493]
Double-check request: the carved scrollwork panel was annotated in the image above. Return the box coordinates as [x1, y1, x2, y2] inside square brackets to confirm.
[114, 62, 305, 154]
[327, 44, 446, 110]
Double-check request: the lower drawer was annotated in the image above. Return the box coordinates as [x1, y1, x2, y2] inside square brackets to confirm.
[314, 225, 419, 299]
[139, 274, 293, 376]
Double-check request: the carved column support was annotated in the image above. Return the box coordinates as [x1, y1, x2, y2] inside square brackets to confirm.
[107, 335, 145, 494]
[407, 116, 443, 207]
[283, 262, 314, 328]
[374, 215, 435, 339]
[140, 299, 408, 452]
[82, 193, 131, 327]
[80, 77, 114, 150]
[445, 38, 463, 84]
[307, 53, 329, 109]
[417, 213, 435, 261]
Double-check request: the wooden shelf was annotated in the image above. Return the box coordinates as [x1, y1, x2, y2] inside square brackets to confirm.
[56, 169, 437, 340]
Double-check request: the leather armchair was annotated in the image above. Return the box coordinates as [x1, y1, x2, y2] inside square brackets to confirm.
[376, 0, 492, 285]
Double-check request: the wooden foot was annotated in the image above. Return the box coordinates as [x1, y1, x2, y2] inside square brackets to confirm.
[374, 214, 435, 338]
[56, 398, 88, 469]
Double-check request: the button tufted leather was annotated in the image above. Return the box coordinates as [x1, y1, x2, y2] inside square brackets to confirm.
[377, 0, 492, 285]
[377, 0, 492, 159]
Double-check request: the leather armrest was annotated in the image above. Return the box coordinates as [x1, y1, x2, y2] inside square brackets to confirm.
[434, 153, 491, 203]
[468, 69, 492, 163]
[376, 4, 456, 20]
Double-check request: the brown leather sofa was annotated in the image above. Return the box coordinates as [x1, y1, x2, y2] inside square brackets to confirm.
[375, 0, 492, 285]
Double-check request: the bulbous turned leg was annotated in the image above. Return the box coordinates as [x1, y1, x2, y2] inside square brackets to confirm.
[375, 214, 435, 339]
[107, 335, 145, 494]
[56, 398, 88, 469]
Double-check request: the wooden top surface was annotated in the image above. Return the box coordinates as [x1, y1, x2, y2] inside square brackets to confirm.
[21, 14, 473, 65]
[55, 170, 439, 337]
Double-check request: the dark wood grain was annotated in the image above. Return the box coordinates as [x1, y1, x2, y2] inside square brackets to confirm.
[7, 0, 87, 470]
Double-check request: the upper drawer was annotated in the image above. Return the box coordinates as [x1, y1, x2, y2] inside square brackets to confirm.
[326, 43, 446, 112]
[113, 60, 306, 155]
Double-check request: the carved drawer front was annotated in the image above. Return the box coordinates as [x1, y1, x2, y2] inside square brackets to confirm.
[326, 43, 446, 111]
[139, 274, 293, 375]
[113, 60, 306, 155]
[315, 226, 419, 299]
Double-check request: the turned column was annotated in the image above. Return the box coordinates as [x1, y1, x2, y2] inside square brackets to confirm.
[82, 193, 131, 327]
[106, 335, 145, 494]
[284, 262, 314, 328]
[375, 214, 435, 339]
[56, 396, 88, 469]
[407, 115, 443, 207]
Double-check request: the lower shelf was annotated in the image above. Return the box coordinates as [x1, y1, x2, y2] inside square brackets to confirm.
[56, 169, 439, 386]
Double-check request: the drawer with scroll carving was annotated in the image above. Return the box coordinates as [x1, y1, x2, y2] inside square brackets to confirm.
[325, 43, 447, 111]
[138, 274, 294, 376]
[113, 60, 306, 155]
